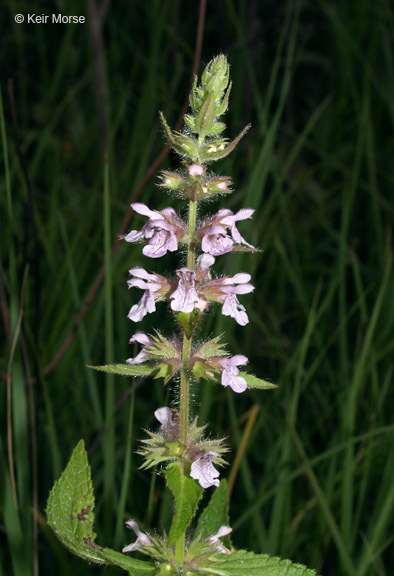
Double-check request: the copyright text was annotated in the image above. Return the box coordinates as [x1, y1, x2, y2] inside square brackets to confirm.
[15, 14, 86, 24]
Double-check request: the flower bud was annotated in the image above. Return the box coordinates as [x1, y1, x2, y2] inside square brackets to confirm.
[201, 54, 230, 104]
[206, 176, 233, 194]
[188, 164, 205, 179]
[159, 171, 186, 191]
[157, 563, 175, 576]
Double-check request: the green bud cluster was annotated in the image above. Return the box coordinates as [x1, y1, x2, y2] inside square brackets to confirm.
[160, 54, 250, 165]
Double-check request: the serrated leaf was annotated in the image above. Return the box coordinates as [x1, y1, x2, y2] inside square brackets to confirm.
[46, 440, 102, 562]
[88, 363, 156, 377]
[47, 441, 156, 575]
[204, 549, 316, 576]
[239, 372, 277, 390]
[196, 480, 230, 546]
[165, 462, 203, 546]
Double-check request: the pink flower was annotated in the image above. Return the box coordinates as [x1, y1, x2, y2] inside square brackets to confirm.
[154, 407, 178, 437]
[199, 272, 254, 326]
[206, 526, 232, 554]
[201, 225, 234, 256]
[127, 268, 172, 322]
[218, 355, 248, 393]
[196, 254, 215, 281]
[127, 333, 152, 364]
[197, 208, 255, 256]
[190, 451, 220, 488]
[218, 274, 253, 326]
[170, 268, 200, 313]
[122, 520, 152, 553]
[125, 203, 186, 258]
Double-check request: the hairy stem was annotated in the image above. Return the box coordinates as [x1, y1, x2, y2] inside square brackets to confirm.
[179, 199, 198, 444]
[175, 533, 186, 565]
[179, 336, 192, 444]
[177, 199, 198, 562]
[187, 200, 198, 270]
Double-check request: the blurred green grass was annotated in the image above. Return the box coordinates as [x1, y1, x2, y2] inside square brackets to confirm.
[1, 0, 394, 574]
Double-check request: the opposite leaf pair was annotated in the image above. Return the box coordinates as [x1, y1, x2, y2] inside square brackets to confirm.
[47, 441, 316, 576]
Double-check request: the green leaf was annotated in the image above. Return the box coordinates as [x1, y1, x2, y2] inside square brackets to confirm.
[159, 112, 185, 156]
[153, 362, 174, 385]
[192, 360, 219, 382]
[231, 245, 262, 253]
[101, 548, 157, 575]
[239, 372, 278, 390]
[194, 335, 228, 359]
[204, 549, 316, 576]
[195, 93, 215, 137]
[196, 480, 230, 546]
[88, 363, 156, 377]
[47, 441, 156, 575]
[176, 310, 201, 338]
[46, 440, 102, 563]
[165, 462, 203, 546]
[201, 124, 251, 162]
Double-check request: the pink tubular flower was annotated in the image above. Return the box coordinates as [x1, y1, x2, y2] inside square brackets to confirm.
[170, 268, 200, 313]
[199, 272, 254, 326]
[202, 225, 234, 256]
[127, 333, 152, 364]
[154, 407, 179, 437]
[125, 203, 187, 258]
[196, 254, 215, 282]
[206, 526, 232, 554]
[127, 268, 172, 322]
[190, 451, 220, 489]
[218, 355, 248, 393]
[196, 208, 255, 256]
[219, 273, 254, 326]
[122, 520, 152, 553]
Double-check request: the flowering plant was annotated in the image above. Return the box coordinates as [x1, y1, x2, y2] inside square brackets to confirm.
[47, 55, 316, 576]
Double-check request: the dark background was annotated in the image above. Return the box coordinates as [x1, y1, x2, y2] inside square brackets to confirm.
[1, 1, 394, 575]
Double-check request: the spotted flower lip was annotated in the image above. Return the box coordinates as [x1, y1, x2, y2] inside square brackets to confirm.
[196, 208, 255, 255]
[170, 268, 200, 313]
[122, 520, 152, 553]
[125, 203, 187, 258]
[190, 451, 220, 488]
[218, 355, 248, 393]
